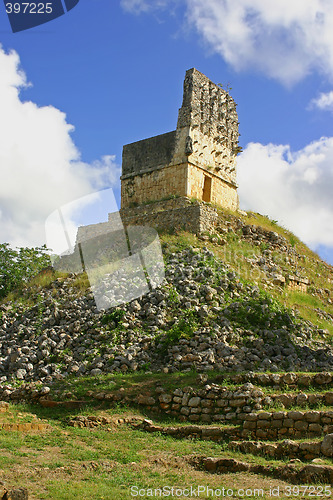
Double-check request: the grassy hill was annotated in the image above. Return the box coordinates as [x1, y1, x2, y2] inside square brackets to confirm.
[0, 207, 332, 499]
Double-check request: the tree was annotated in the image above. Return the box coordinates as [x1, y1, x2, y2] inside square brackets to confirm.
[0, 243, 51, 298]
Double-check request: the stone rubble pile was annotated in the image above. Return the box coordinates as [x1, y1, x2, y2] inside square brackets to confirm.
[0, 247, 332, 386]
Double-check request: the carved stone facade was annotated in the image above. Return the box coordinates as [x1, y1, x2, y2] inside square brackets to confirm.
[121, 68, 240, 211]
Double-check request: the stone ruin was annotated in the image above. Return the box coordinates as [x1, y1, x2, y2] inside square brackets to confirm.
[121, 68, 241, 211]
[76, 68, 242, 241]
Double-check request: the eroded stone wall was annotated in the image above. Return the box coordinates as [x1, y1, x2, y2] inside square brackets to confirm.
[85, 383, 333, 439]
[112, 197, 218, 234]
[122, 131, 177, 178]
[178, 68, 239, 186]
[187, 163, 238, 211]
[121, 68, 240, 210]
[121, 164, 187, 209]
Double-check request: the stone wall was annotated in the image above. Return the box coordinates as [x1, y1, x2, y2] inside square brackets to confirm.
[177, 69, 239, 186]
[288, 275, 309, 293]
[111, 197, 218, 234]
[73, 198, 219, 247]
[122, 131, 177, 178]
[187, 163, 238, 211]
[242, 410, 333, 440]
[87, 382, 333, 439]
[121, 163, 187, 208]
[76, 218, 122, 245]
[121, 68, 240, 210]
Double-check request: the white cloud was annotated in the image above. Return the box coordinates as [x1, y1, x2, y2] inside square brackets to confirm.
[187, 0, 333, 85]
[310, 90, 333, 112]
[0, 46, 119, 249]
[122, 0, 333, 85]
[237, 138, 333, 248]
[121, 0, 169, 14]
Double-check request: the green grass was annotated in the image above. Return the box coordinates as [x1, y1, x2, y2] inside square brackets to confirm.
[160, 211, 333, 339]
[283, 291, 333, 337]
[1, 400, 330, 499]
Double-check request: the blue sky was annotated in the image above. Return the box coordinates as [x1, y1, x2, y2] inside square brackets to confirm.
[0, 0, 332, 264]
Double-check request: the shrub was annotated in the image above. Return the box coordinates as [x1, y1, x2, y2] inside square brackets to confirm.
[160, 309, 199, 348]
[224, 290, 294, 330]
[101, 309, 126, 327]
[0, 243, 51, 299]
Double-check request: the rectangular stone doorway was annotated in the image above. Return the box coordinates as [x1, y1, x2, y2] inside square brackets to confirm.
[203, 175, 212, 202]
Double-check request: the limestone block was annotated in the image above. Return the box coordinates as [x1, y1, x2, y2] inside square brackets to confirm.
[305, 411, 321, 423]
[159, 394, 172, 404]
[287, 411, 304, 420]
[258, 412, 272, 420]
[324, 392, 333, 405]
[308, 423, 322, 433]
[257, 420, 271, 429]
[321, 434, 333, 457]
[294, 420, 308, 431]
[188, 397, 201, 407]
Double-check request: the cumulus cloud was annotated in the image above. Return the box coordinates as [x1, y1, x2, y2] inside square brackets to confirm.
[121, 0, 170, 14]
[0, 47, 119, 249]
[237, 138, 333, 249]
[186, 0, 333, 85]
[310, 90, 333, 112]
[122, 0, 333, 86]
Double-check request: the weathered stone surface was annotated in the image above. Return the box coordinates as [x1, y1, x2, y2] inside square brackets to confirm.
[294, 420, 308, 431]
[137, 395, 156, 406]
[159, 394, 172, 404]
[324, 392, 333, 405]
[276, 394, 295, 408]
[321, 434, 333, 457]
[305, 411, 321, 423]
[188, 397, 201, 408]
[314, 373, 332, 385]
[282, 373, 298, 385]
[120, 68, 239, 212]
[288, 411, 304, 420]
[299, 464, 333, 483]
[4, 488, 29, 500]
[203, 457, 217, 472]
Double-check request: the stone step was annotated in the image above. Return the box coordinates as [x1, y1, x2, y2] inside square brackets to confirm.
[242, 410, 333, 440]
[87, 383, 333, 427]
[129, 414, 333, 447]
[69, 409, 333, 443]
[269, 390, 333, 408]
[189, 455, 333, 485]
[222, 372, 333, 389]
[0, 401, 9, 413]
[135, 420, 241, 441]
[68, 414, 156, 429]
[39, 398, 88, 409]
[228, 435, 333, 461]
[68, 414, 243, 440]
[0, 400, 51, 432]
[0, 421, 51, 432]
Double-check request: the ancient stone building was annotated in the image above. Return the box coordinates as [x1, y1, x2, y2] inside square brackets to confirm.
[121, 68, 241, 211]
[75, 69, 242, 243]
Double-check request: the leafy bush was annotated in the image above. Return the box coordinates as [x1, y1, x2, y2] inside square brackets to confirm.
[160, 309, 199, 348]
[224, 291, 294, 330]
[166, 285, 180, 305]
[0, 243, 51, 299]
[101, 309, 126, 327]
